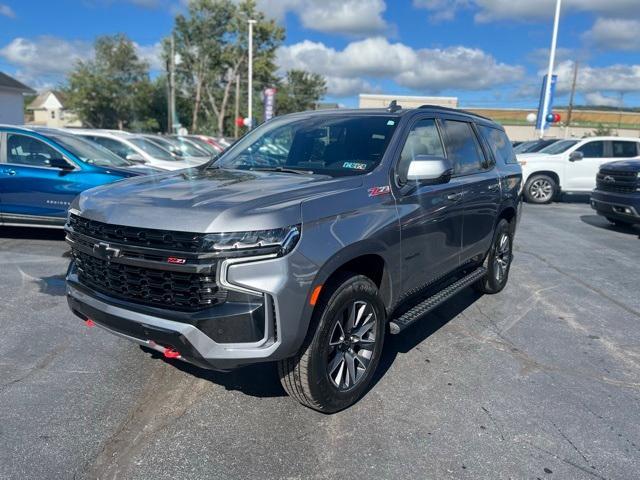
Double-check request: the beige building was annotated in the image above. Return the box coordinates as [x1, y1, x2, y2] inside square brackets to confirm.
[27, 90, 82, 128]
[359, 94, 458, 109]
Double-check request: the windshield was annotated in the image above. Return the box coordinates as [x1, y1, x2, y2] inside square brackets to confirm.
[539, 140, 578, 155]
[214, 114, 399, 176]
[50, 134, 132, 167]
[129, 137, 176, 161]
[172, 137, 210, 157]
[513, 141, 536, 154]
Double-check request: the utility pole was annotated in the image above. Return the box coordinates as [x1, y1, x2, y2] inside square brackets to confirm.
[540, 0, 562, 139]
[234, 74, 240, 139]
[169, 34, 176, 135]
[248, 19, 256, 130]
[565, 60, 578, 138]
[166, 56, 172, 134]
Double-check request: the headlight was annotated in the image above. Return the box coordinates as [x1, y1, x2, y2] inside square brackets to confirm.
[202, 225, 301, 256]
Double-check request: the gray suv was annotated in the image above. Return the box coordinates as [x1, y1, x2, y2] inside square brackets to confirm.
[65, 104, 522, 412]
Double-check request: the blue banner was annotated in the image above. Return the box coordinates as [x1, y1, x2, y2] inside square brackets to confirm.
[536, 74, 557, 131]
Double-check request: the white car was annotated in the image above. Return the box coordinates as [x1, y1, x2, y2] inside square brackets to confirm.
[518, 136, 640, 203]
[71, 131, 201, 171]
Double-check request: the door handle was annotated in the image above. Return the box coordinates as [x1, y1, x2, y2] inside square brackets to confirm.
[446, 192, 463, 202]
[2, 169, 17, 176]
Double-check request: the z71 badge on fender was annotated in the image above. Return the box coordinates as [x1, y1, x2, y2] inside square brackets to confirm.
[368, 185, 391, 197]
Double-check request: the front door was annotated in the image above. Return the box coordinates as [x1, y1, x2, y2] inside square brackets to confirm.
[394, 117, 464, 295]
[0, 132, 81, 224]
[563, 140, 608, 191]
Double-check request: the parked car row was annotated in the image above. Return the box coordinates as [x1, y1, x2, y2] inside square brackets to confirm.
[0, 125, 228, 228]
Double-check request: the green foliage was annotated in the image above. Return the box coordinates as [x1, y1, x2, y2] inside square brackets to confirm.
[65, 34, 155, 129]
[591, 124, 613, 137]
[276, 70, 327, 115]
[171, 0, 285, 135]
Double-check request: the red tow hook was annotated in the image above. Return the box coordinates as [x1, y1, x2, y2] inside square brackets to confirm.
[163, 348, 181, 359]
[85, 319, 96, 328]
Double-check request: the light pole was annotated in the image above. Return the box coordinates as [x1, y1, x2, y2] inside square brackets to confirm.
[248, 19, 256, 130]
[540, 0, 562, 139]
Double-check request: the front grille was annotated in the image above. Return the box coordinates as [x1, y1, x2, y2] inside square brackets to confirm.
[69, 214, 204, 252]
[596, 169, 639, 194]
[72, 249, 226, 311]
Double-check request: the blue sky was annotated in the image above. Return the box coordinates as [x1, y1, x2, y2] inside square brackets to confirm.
[1, 0, 639, 109]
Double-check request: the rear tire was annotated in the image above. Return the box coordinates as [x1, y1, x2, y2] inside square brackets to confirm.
[473, 219, 513, 295]
[278, 274, 386, 413]
[524, 174, 557, 204]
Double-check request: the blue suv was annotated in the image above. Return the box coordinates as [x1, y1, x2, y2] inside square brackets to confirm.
[0, 126, 150, 228]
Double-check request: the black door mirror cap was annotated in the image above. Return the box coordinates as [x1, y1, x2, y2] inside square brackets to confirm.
[49, 157, 75, 170]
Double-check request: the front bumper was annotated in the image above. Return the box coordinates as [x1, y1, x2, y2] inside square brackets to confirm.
[590, 190, 640, 225]
[66, 249, 319, 370]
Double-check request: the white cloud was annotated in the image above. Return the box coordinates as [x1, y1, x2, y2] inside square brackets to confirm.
[0, 4, 15, 18]
[414, 0, 639, 23]
[277, 37, 524, 96]
[584, 92, 624, 107]
[325, 77, 379, 97]
[553, 60, 640, 95]
[583, 18, 640, 52]
[240, 0, 389, 35]
[0, 36, 163, 89]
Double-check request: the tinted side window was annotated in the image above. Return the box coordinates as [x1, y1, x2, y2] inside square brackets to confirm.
[611, 141, 639, 158]
[577, 141, 605, 158]
[397, 119, 445, 182]
[441, 120, 485, 175]
[478, 126, 517, 165]
[6, 134, 61, 167]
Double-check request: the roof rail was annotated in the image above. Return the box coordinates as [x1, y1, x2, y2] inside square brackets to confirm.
[418, 104, 493, 122]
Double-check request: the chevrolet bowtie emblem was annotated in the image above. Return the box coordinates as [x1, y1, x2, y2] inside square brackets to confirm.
[93, 241, 121, 260]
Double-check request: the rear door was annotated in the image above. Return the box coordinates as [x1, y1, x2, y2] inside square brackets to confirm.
[394, 116, 464, 294]
[439, 118, 501, 263]
[0, 132, 82, 224]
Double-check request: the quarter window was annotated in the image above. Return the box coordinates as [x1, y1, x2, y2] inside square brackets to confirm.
[441, 120, 485, 175]
[478, 126, 517, 165]
[611, 141, 639, 158]
[6, 134, 62, 167]
[397, 119, 445, 182]
[577, 141, 605, 158]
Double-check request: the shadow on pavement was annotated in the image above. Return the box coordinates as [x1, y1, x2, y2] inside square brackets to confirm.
[580, 214, 640, 236]
[558, 193, 591, 204]
[141, 347, 287, 398]
[0, 226, 66, 241]
[139, 288, 484, 402]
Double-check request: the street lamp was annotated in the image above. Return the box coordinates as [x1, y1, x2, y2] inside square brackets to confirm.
[248, 19, 256, 130]
[540, 0, 562, 139]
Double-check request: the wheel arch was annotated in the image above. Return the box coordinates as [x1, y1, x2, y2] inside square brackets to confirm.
[527, 170, 561, 190]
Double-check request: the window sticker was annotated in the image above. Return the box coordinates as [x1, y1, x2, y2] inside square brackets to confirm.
[343, 162, 368, 170]
[387, 120, 395, 126]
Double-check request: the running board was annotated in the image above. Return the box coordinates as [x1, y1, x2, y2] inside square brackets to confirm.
[389, 267, 487, 334]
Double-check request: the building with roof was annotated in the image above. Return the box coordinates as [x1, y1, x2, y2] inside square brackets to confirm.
[359, 93, 458, 110]
[26, 90, 82, 128]
[0, 72, 35, 125]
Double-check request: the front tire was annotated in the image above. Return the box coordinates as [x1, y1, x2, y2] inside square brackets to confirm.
[278, 274, 386, 413]
[524, 174, 557, 204]
[474, 219, 513, 294]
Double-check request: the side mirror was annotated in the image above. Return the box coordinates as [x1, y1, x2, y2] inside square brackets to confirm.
[406, 155, 453, 184]
[49, 157, 74, 170]
[126, 153, 147, 164]
[569, 151, 584, 162]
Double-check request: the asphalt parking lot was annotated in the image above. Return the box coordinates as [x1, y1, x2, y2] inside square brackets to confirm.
[1, 202, 639, 480]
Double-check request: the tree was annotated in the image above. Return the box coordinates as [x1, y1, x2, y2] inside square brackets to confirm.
[65, 34, 153, 129]
[171, 0, 284, 136]
[275, 70, 327, 115]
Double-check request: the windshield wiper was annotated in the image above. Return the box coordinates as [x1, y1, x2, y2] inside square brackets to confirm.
[250, 166, 314, 175]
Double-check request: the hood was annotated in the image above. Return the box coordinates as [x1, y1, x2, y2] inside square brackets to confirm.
[73, 167, 362, 233]
[601, 158, 640, 173]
